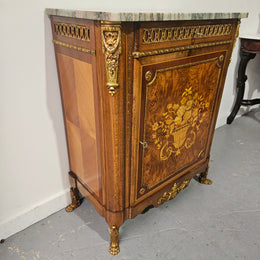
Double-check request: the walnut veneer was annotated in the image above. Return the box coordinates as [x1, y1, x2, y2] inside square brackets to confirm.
[49, 13, 243, 255]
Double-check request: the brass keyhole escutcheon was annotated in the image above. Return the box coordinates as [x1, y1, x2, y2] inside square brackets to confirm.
[139, 141, 148, 149]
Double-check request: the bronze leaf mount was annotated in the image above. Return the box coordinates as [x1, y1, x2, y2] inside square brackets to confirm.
[101, 23, 122, 96]
[158, 180, 190, 205]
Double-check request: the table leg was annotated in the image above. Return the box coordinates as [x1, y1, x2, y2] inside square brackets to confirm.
[227, 51, 256, 124]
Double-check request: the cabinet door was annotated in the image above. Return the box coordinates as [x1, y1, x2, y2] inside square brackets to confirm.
[137, 51, 226, 199]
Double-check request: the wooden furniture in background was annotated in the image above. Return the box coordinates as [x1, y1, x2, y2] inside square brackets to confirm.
[47, 10, 247, 255]
[227, 36, 260, 124]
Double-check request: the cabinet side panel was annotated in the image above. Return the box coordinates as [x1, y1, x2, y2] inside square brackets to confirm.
[57, 54, 79, 127]
[66, 120, 84, 176]
[73, 59, 99, 196]
[57, 53, 100, 197]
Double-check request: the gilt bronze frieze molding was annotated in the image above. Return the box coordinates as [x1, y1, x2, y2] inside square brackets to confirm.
[52, 40, 95, 55]
[142, 24, 232, 44]
[54, 22, 90, 41]
[133, 40, 231, 58]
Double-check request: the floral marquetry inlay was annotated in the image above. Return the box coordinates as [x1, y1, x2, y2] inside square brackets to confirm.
[152, 87, 209, 161]
[139, 54, 224, 191]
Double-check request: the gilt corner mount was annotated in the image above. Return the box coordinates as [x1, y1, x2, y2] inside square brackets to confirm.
[101, 23, 122, 96]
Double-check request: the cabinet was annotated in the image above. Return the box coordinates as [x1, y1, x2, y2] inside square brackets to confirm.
[47, 9, 247, 255]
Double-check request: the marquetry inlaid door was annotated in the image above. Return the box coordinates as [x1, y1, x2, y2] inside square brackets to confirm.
[137, 51, 226, 199]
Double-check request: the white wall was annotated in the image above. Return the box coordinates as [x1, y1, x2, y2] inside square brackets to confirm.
[0, 0, 259, 239]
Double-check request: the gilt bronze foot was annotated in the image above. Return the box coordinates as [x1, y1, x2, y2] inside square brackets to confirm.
[199, 166, 212, 185]
[109, 226, 120, 255]
[65, 187, 81, 212]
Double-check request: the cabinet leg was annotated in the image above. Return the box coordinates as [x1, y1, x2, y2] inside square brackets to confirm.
[65, 187, 81, 212]
[199, 166, 212, 185]
[227, 51, 256, 124]
[109, 226, 120, 255]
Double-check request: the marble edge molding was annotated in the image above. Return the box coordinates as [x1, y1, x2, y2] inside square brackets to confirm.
[45, 9, 248, 21]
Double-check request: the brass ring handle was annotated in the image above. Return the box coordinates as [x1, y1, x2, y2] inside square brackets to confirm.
[139, 141, 148, 149]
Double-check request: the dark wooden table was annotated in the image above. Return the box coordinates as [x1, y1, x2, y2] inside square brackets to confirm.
[227, 37, 260, 124]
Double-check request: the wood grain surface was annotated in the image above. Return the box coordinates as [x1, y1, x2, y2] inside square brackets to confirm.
[138, 52, 225, 196]
[57, 53, 100, 197]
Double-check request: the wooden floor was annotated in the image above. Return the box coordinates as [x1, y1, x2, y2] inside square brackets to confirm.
[1, 108, 259, 260]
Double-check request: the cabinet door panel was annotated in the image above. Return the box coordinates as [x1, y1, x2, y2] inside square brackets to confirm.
[137, 51, 226, 198]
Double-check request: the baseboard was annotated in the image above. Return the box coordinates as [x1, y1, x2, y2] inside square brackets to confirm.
[0, 188, 70, 240]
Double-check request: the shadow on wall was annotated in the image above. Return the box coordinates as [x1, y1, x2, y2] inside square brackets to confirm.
[44, 13, 70, 196]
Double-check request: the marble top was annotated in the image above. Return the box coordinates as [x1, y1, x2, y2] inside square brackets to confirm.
[45, 9, 248, 22]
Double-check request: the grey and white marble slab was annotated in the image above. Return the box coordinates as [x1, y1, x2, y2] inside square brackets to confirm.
[45, 9, 248, 21]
